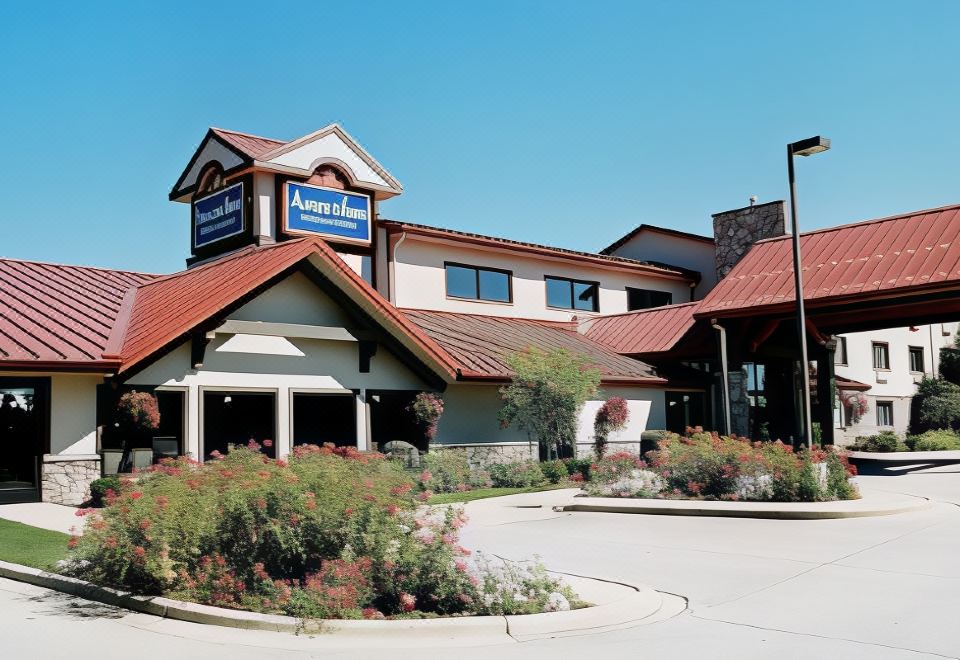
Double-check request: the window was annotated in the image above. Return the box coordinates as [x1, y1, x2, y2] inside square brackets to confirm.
[834, 337, 848, 365]
[908, 346, 925, 373]
[872, 342, 890, 370]
[545, 276, 599, 312]
[626, 287, 673, 311]
[876, 401, 894, 427]
[444, 263, 511, 302]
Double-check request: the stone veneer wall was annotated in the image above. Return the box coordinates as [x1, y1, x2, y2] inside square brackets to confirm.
[42, 455, 100, 506]
[574, 440, 642, 459]
[433, 442, 537, 469]
[713, 201, 786, 280]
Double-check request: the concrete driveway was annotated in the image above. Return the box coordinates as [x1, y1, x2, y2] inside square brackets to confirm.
[0, 465, 957, 659]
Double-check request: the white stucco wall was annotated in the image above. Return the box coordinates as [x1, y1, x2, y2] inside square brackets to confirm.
[605, 229, 718, 297]
[835, 322, 958, 438]
[125, 272, 428, 459]
[391, 236, 694, 321]
[434, 382, 666, 447]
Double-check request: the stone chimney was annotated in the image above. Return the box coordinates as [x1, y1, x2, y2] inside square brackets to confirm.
[712, 200, 786, 280]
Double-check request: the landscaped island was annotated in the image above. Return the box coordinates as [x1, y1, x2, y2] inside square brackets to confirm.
[584, 430, 859, 502]
[66, 443, 581, 620]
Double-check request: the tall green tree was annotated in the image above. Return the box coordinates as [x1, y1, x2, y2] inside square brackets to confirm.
[498, 348, 601, 459]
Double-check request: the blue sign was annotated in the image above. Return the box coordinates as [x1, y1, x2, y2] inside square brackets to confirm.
[284, 182, 371, 244]
[193, 182, 244, 248]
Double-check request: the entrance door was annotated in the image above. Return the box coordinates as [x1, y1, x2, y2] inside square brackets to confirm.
[0, 378, 49, 503]
[202, 391, 276, 459]
[665, 391, 705, 434]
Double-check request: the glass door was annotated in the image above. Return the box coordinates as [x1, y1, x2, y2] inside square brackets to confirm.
[0, 378, 48, 503]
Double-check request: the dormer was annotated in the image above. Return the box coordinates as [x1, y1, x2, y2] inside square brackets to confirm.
[170, 124, 403, 268]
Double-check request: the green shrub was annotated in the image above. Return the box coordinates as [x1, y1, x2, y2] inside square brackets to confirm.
[488, 461, 546, 488]
[639, 432, 858, 502]
[913, 378, 960, 432]
[849, 431, 907, 452]
[539, 459, 569, 484]
[564, 458, 592, 482]
[68, 444, 576, 619]
[906, 429, 960, 451]
[89, 476, 122, 507]
[420, 450, 472, 493]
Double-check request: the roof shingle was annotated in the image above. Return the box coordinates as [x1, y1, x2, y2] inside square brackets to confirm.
[583, 302, 700, 356]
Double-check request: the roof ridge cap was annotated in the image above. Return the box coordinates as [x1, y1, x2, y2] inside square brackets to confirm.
[400, 307, 577, 326]
[134, 242, 305, 288]
[210, 126, 286, 143]
[592, 301, 700, 321]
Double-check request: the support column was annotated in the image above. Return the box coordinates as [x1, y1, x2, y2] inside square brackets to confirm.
[812, 343, 836, 446]
[276, 387, 291, 458]
[355, 389, 370, 451]
[186, 385, 201, 459]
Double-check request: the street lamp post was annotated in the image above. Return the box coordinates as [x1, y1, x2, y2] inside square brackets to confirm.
[787, 136, 830, 449]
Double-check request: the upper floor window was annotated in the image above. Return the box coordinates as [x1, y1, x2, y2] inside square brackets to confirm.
[546, 276, 599, 312]
[626, 287, 672, 311]
[834, 337, 848, 365]
[908, 346, 925, 373]
[872, 342, 890, 370]
[445, 263, 511, 303]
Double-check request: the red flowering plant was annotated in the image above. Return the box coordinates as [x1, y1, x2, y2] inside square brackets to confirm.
[584, 430, 859, 503]
[593, 397, 630, 458]
[66, 443, 578, 619]
[407, 392, 444, 448]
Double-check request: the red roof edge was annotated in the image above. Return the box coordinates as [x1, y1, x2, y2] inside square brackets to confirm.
[0, 360, 120, 373]
[101, 286, 138, 360]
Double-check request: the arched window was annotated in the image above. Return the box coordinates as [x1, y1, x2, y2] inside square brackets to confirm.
[197, 162, 225, 194]
[307, 165, 349, 190]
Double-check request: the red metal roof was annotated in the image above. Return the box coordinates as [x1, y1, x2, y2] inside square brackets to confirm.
[699, 204, 960, 317]
[402, 308, 665, 384]
[0, 258, 155, 367]
[210, 128, 286, 160]
[583, 302, 700, 356]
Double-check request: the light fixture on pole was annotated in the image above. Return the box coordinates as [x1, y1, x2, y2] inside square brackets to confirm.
[787, 135, 830, 449]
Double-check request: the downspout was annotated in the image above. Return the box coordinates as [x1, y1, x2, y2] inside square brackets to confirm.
[388, 231, 407, 304]
[711, 318, 732, 435]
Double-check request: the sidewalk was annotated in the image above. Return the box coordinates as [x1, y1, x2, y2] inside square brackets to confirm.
[0, 503, 82, 535]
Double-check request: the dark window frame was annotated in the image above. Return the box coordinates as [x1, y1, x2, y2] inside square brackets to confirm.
[544, 275, 600, 312]
[835, 337, 848, 366]
[908, 346, 925, 373]
[444, 262, 513, 304]
[872, 342, 890, 370]
[626, 287, 673, 311]
[876, 401, 894, 427]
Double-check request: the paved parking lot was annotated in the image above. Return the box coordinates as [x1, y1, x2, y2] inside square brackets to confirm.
[0, 464, 957, 659]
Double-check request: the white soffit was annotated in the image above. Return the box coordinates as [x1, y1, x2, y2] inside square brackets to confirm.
[215, 334, 305, 357]
[179, 137, 246, 193]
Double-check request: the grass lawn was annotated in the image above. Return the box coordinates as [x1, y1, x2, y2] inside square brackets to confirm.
[0, 518, 70, 571]
[428, 483, 573, 504]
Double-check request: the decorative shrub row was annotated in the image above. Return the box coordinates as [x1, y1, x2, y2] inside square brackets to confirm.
[850, 428, 960, 452]
[584, 431, 858, 502]
[67, 443, 580, 619]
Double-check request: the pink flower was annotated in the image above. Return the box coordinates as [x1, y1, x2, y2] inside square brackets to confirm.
[416, 490, 432, 502]
[75, 508, 93, 517]
[400, 592, 416, 612]
[130, 491, 143, 500]
[454, 559, 468, 572]
[385, 504, 399, 516]
[67, 536, 79, 549]
[419, 470, 432, 483]
[139, 518, 152, 530]
[390, 483, 413, 496]
[262, 439, 273, 448]
[132, 546, 146, 560]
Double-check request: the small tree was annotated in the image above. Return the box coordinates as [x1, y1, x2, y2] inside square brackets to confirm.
[912, 377, 960, 433]
[407, 392, 444, 448]
[115, 390, 160, 471]
[498, 348, 601, 460]
[594, 397, 629, 458]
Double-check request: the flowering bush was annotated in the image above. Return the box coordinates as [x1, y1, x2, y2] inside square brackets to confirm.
[408, 392, 444, 442]
[841, 391, 869, 424]
[594, 397, 630, 458]
[539, 459, 569, 484]
[584, 432, 858, 502]
[420, 450, 491, 494]
[116, 391, 161, 431]
[66, 444, 576, 619]
[488, 460, 546, 488]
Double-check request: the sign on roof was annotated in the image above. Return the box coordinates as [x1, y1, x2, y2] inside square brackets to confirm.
[193, 182, 245, 249]
[283, 182, 371, 244]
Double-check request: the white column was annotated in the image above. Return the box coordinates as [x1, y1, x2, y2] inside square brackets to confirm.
[355, 390, 370, 450]
[186, 385, 201, 459]
[276, 387, 291, 458]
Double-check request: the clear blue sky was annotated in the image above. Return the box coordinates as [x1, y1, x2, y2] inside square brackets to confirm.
[1, 1, 957, 273]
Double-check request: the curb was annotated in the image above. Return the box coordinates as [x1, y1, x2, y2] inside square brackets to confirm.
[555, 491, 931, 519]
[849, 450, 960, 465]
[0, 561, 666, 639]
